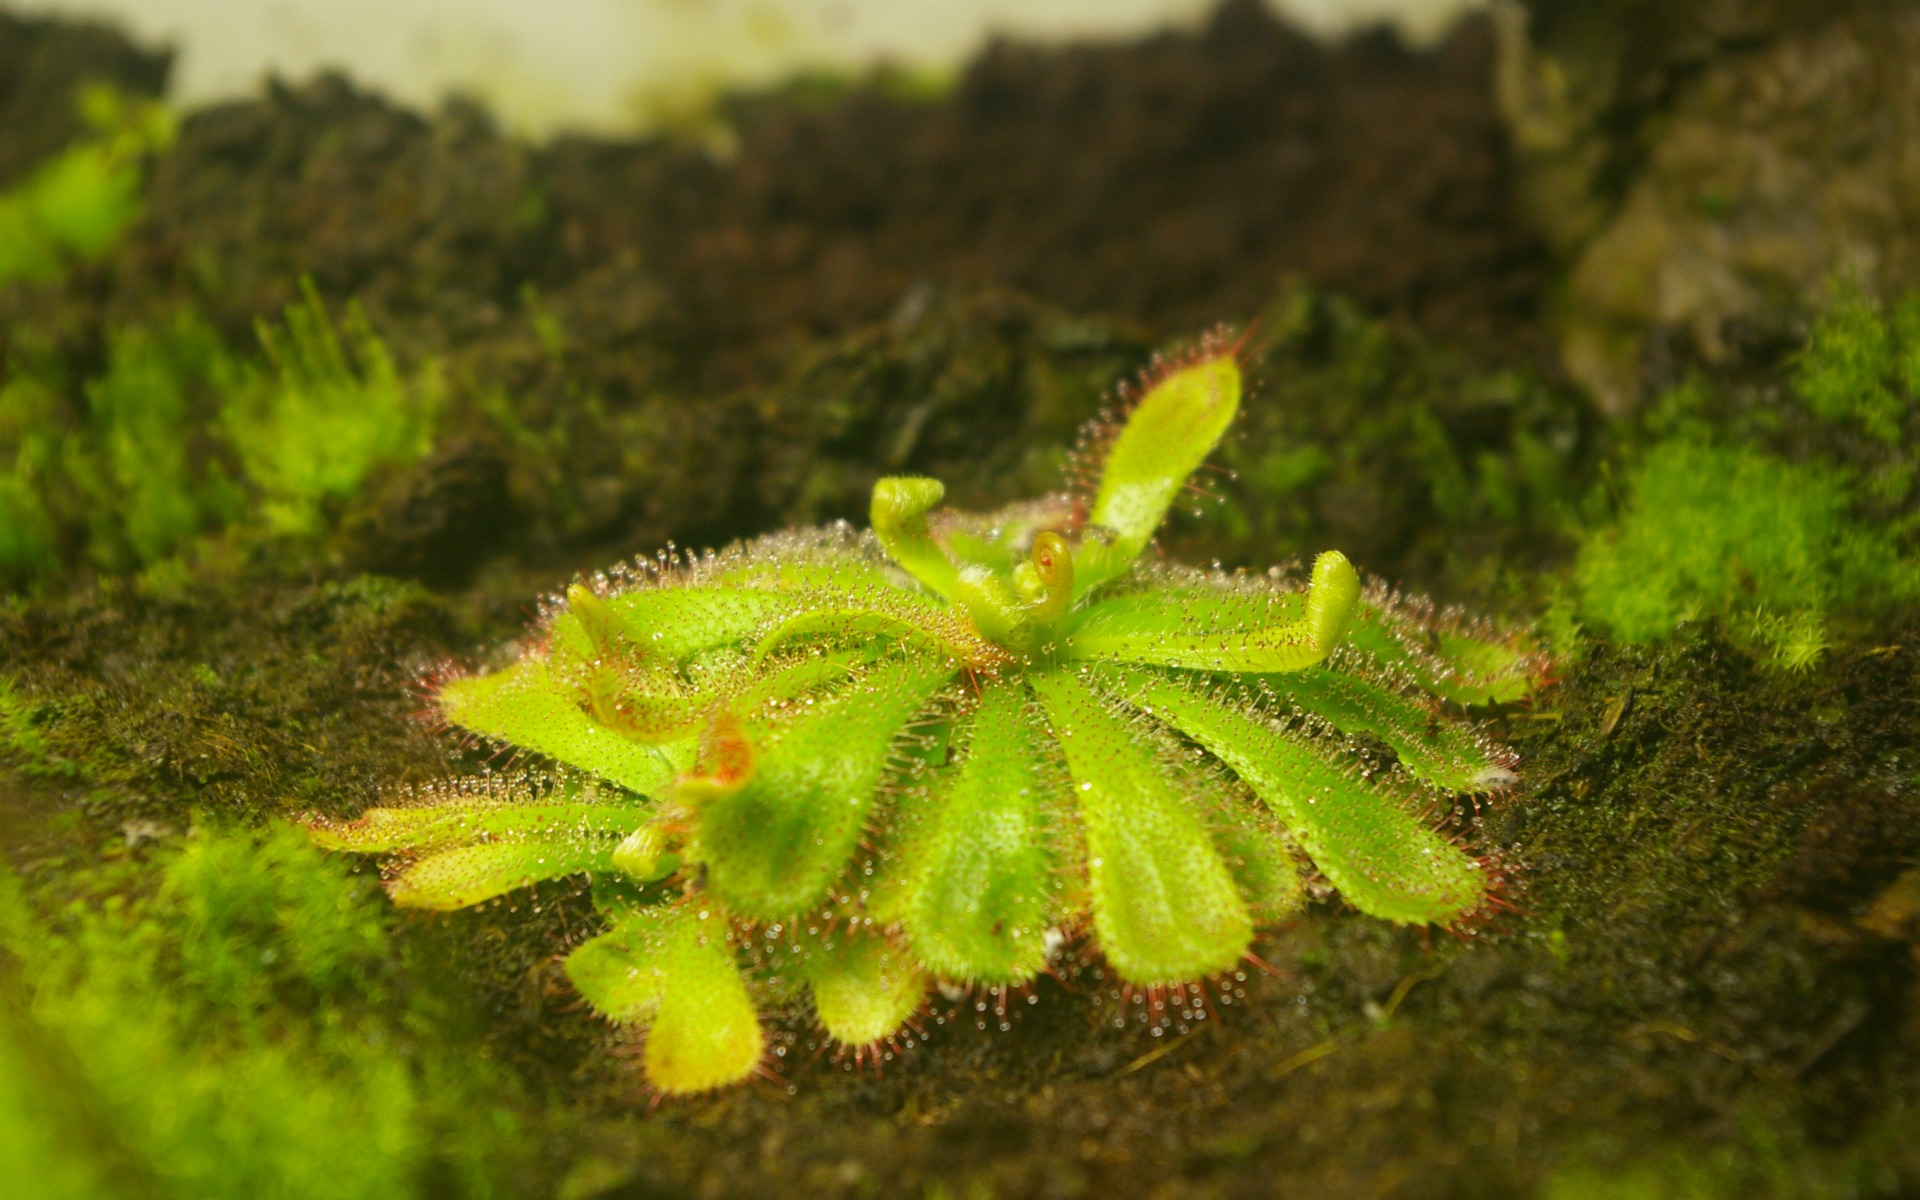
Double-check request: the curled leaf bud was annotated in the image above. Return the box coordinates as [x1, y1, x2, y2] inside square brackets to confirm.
[870, 476, 960, 599]
[1012, 530, 1074, 625]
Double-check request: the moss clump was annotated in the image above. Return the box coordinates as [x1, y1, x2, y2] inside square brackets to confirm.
[0, 284, 440, 591]
[1794, 289, 1920, 449]
[226, 280, 442, 537]
[0, 314, 232, 584]
[1575, 291, 1920, 669]
[0, 825, 530, 1199]
[76, 313, 249, 570]
[0, 674, 80, 779]
[1575, 438, 1917, 670]
[0, 85, 172, 286]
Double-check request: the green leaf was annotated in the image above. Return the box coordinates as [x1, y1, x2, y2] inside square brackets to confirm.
[1077, 351, 1241, 594]
[1112, 667, 1485, 927]
[563, 572, 965, 677]
[309, 795, 649, 854]
[437, 661, 691, 795]
[552, 586, 751, 744]
[1199, 780, 1304, 924]
[696, 655, 957, 920]
[1069, 570, 1541, 707]
[1065, 551, 1359, 672]
[1345, 604, 1544, 708]
[1029, 668, 1252, 985]
[385, 840, 618, 910]
[642, 903, 764, 1095]
[708, 647, 855, 711]
[564, 904, 674, 1022]
[894, 679, 1063, 985]
[750, 585, 1004, 667]
[591, 584, 801, 661]
[1249, 667, 1513, 793]
[706, 528, 903, 592]
[801, 926, 929, 1047]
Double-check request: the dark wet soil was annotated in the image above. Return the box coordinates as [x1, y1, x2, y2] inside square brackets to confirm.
[109, 0, 1546, 390]
[540, 0, 1549, 389]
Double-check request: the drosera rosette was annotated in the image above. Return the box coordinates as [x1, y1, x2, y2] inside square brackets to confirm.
[307, 329, 1550, 1096]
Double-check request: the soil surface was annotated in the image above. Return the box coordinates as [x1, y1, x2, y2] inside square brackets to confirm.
[113, 0, 1548, 389]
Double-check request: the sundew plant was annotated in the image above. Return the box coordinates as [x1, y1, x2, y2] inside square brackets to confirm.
[311, 333, 1547, 1095]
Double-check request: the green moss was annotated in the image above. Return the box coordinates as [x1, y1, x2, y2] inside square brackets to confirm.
[1, 283, 441, 591]
[225, 279, 442, 537]
[0, 86, 173, 287]
[81, 314, 248, 571]
[1575, 439, 1918, 667]
[3, 308, 242, 587]
[0, 674, 78, 778]
[0, 371, 61, 579]
[1794, 289, 1918, 446]
[1576, 289, 1920, 668]
[0, 825, 528, 1199]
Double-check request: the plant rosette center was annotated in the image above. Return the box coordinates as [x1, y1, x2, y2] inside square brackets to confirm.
[309, 330, 1548, 1096]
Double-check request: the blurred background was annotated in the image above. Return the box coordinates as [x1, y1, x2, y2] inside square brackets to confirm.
[7, 0, 1478, 134]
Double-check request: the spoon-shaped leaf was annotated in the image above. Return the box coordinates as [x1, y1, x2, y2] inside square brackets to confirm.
[892, 679, 1062, 985]
[1108, 665, 1485, 926]
[1030, 668, 1252, 984]
[1076, 350, 1241, 595]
